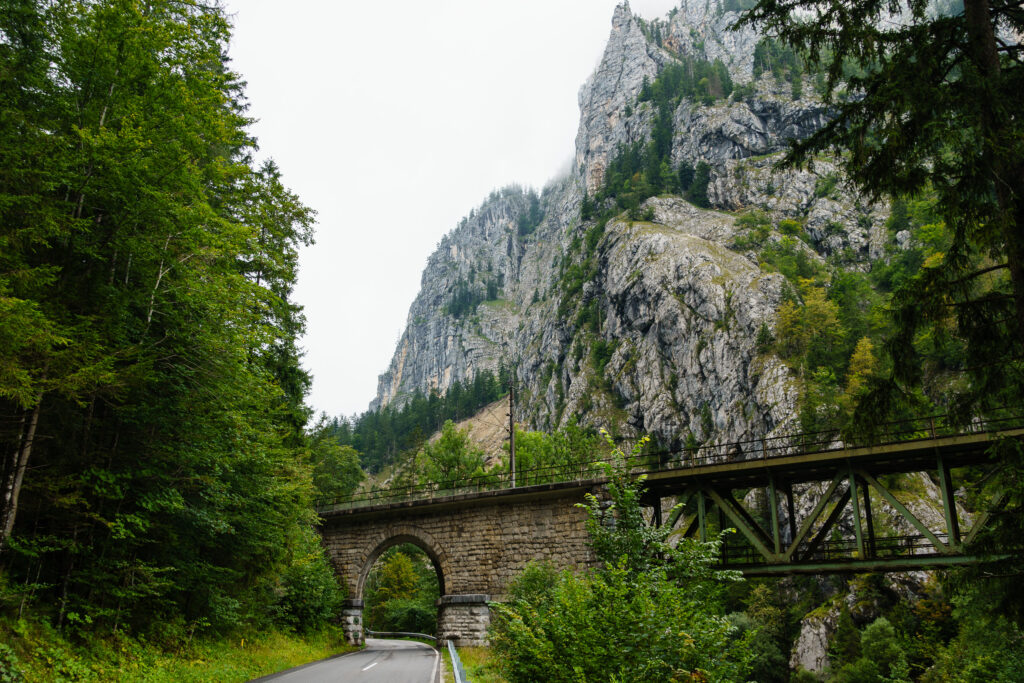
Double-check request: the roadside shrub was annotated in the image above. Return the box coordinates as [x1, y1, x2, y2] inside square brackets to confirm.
[278, 530, 344, 632]
[375, 598, 436, 635]
[489, 435, 752, 682]
[0, 644, 25, 683]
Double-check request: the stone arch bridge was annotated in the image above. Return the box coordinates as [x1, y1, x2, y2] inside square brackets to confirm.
[319, 417, 1024, 645]
[319, 485, 599, 646]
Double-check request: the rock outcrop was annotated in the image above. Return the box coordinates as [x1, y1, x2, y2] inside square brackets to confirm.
[371, 0, 880, 448]
[575, 3, 664, 195]
[528, 196, 798, 443]
[790, 605, 839, 674]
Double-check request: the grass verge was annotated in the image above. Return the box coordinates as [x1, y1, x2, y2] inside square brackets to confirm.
[441, 644, 505, 683]
[0, 616, 357, 682]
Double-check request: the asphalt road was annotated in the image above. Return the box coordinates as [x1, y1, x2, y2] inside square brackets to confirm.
[252, 638, 439, 683]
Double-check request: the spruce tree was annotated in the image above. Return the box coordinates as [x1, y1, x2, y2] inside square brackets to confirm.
[736, 0, 1024, 417]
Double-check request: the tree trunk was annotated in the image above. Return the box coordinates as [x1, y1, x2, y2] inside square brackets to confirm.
[1009, 197, 1024, 343]
[0, 393, 44, 548]
[963, 0, 1000, 78]
[962, 0, 1024, 339]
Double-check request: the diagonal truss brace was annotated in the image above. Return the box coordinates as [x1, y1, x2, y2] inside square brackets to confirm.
[656, 459, 1004, 567]
[785, 471, 845, 561]
[705, 487, 778, 562]
[855, 469, 953, 554]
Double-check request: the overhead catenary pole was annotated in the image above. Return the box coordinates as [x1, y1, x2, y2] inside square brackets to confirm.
[508, 378, 516, 488]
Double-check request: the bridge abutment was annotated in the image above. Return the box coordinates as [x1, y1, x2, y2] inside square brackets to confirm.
[340, 598, 364, 646]
[437, 594, 490, 646]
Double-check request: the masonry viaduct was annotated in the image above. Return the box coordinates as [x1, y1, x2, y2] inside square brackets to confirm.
[319, 484, 600, 645]
[319, 416, 1024, 646]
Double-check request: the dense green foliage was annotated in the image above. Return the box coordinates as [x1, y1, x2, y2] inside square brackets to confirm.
[307, 418, 365, 502]
[409, 419, 491, 489]
[490, 437, 751, 681]
[276, 528, 345, 633]
[0, 0, 342, 655]
[639, 58, 734, 106]
[729, 189, 967, 435]
[329, 367, 509, 474]
[363, 544, 440, 636]
[509, 423, 605, 485]
[733, 2, 1024, 679]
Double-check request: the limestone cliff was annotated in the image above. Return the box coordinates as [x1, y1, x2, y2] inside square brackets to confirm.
[370, 0, 880, 447]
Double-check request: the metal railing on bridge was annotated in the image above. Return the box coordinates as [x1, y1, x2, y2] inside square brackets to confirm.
[315, 411, 1024, 514]
[720, 533, 952, 566]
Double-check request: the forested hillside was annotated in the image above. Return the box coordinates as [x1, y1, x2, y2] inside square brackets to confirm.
[0, 0, 346, 677]
[329, 366, 510, 474]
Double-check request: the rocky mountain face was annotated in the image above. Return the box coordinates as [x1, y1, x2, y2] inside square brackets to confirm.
[576, 0, 761, 196]
[367, 2, 965, 673]
[372, 0, 884, 449]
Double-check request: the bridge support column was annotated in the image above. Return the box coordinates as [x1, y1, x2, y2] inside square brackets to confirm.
[340, 599, 364, 646]
[437, 594, 490, 646]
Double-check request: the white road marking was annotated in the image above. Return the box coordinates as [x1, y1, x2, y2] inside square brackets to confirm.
[361, 662, 378, 671]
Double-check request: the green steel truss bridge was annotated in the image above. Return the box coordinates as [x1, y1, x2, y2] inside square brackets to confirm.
[318, 413, 1024, 575]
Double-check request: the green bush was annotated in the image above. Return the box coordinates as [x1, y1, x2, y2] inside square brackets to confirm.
[756, 322, 775, 353]
[779, 218, 803, 235]
[490, 436, 752, 682]
[0, 644, 24, 683]
[278, 530, 344, 632]
[490, 562, 751, 683]
[376, 598, 436, 635]
[814, 173, 840, 198]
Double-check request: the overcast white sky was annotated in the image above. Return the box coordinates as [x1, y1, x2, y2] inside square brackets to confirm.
[225, 0, 679, 419]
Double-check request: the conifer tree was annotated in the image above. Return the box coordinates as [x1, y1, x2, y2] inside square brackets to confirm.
[736, 0, 1024, 416]
[0, 0, 326, 635]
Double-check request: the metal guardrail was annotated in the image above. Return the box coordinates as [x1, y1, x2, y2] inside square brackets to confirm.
[316, 412, 1024, 513]
[448, 640, 468, 683]
[364, 629, 436, 642]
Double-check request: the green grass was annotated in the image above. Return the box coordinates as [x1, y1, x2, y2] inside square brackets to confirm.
[0, 616, 358, 682]
[442, 645, 506, 683]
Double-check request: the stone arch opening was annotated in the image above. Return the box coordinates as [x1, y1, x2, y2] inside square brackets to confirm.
[355, 528, 449, 600]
